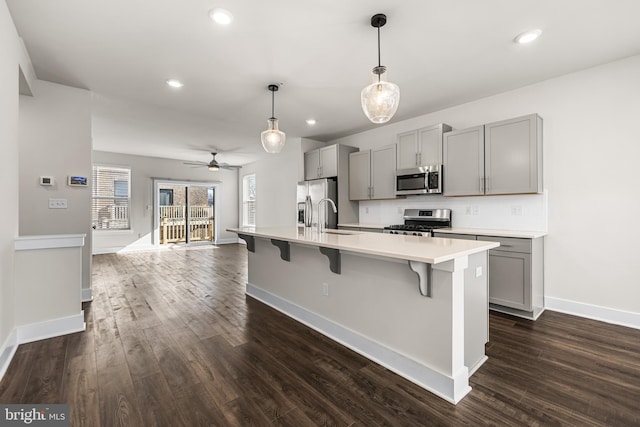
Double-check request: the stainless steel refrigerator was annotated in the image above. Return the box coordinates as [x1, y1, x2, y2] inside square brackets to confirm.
[296, 178, 338, 229]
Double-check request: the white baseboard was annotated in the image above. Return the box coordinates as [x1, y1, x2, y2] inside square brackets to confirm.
[0, 312, 86, 383]
[246, 283, 470, 404]
[215, 238, 241, 245]
[92, 244, 160, 255]
[81, 288, 93, 302]
[17, 311, 86, 345]
[546, 297, 640, 330]
[93, 239, 240, 255]
[0, 329, 18, 381]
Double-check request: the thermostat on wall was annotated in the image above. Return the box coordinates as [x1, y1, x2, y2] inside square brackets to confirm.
[68, 176, 88, 187]
[40, 176, 54, 186]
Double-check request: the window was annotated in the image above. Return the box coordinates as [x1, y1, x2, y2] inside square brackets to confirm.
[92, 165, 131, 230]
[242, 174, 256, 226]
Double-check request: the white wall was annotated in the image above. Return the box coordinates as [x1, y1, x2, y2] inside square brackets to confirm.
[0, 0, 21, 365]
[92, 151, 239, 253]
[240, 138, 325, 227]
[332, 55, 640, 320]
[18, 80, 93, 294]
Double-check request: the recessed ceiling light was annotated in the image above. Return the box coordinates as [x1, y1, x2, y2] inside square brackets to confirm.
[514, 29, 542, 44]
[166, 79, 184, 88]
[209, 8, 233, 25]
[306, 119, 317, 125]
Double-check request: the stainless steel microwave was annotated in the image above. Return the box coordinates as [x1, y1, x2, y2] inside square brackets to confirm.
[396, 165, 442, 195]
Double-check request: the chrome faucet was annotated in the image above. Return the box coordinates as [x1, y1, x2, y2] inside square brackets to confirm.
[317, 198, 337, 233]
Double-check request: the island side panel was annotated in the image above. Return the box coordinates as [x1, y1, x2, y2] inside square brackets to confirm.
[245, 237, 487, 403]
[464, 251, 489, 374]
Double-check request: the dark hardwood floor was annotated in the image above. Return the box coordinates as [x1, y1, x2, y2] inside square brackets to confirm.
[1, 244, 639, 426]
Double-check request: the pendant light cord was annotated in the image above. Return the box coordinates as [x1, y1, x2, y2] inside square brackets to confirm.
[271, 89, 275, 120]
[377, 26, 381, 83]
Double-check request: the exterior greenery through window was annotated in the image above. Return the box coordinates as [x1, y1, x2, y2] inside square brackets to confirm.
[92, 165, 131, 230]
[242, 174, 256, 226]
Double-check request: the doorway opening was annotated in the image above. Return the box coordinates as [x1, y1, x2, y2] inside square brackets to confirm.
[154, 180, 217, 246]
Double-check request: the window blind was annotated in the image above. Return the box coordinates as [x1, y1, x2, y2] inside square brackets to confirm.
[92, 165, 131, 230]
[242, 174, 256, 226]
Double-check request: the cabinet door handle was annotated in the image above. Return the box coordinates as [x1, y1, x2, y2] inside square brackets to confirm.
[479, 177, 484, 192]
[418, 152, 422, 166]
[486, 176, 490, 192]
[370, 186, 374, 198]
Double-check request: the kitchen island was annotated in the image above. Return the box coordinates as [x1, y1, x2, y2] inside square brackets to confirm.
[227, 226, 499, 404]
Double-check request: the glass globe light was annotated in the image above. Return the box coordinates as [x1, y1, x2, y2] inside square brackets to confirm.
[361, 71, 400, 124]
[261, 118, 286, 153]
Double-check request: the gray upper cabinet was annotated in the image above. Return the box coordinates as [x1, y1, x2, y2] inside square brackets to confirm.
[443, 114, 543, 197]
[396, 123, 452, 169]
[348, 150, 371, 200]
[304, 145, 339, 179]
[485, 114, 543, 195]
[304, 149, 320, 180]
[443, 126, 485, 196]
[349, 144, 397, 200]
[371, 145, 397, 199]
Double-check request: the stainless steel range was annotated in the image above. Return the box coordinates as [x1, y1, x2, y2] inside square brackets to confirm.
[383, 209, 452, 236]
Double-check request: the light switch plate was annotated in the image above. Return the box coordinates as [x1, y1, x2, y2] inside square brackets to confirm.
[475, 266, 482, 277]
[48, 198, 68, 209]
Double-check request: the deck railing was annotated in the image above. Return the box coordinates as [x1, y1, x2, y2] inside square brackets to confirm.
[160, 205, 214, 244]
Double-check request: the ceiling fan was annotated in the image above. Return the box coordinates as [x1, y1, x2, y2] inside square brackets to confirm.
[183, 152, 241, 171]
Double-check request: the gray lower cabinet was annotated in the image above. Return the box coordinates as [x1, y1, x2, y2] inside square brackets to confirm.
[487, 244, 532, 311]
[434, 232, 544, 320]
[338, 226, 383, 233]
[338, 226, 361, 232]
[434, 233, 477, 241]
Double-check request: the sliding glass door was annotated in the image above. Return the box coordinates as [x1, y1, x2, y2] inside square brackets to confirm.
[157, 182, 216, 245]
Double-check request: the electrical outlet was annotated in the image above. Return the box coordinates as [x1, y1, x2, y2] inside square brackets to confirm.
[365, 207, 369, 214]
[397, 207, 402, 214]
[472, 205, 479, 215]
[48, 198, 68, 209]
[465, 206, 472, 215]
[322, 282, 329, 296]
[511, 205, 523, 216]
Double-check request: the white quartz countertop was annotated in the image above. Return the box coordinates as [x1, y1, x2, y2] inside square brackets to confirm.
[434, 228, 547, 239]
[228, 227, 499, 265]
[337, 223, 386, 229]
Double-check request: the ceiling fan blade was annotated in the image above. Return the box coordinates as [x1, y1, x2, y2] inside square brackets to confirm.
[219, 163, 241, 170]
[183, 161, 208, 166]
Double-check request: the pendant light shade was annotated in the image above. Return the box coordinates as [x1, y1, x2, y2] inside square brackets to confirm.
[361, 14, 400, 124]
[260, 84, 286, 153]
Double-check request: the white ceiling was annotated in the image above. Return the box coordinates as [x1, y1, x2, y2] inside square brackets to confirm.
[7, 0, 640, 165]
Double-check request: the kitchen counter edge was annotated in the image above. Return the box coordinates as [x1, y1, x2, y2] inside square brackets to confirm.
[228, 227, 499, 265]
[435, 228, 547, 239]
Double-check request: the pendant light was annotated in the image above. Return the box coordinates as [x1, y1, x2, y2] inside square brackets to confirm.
[361, 13, 400, 124]
[260, 84, 286, 153]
